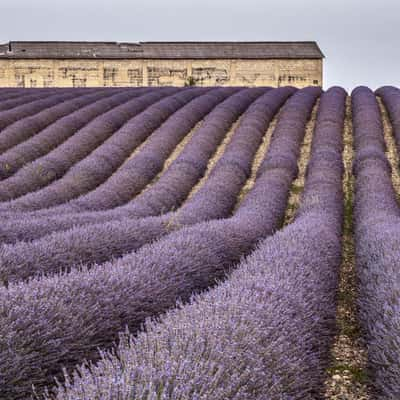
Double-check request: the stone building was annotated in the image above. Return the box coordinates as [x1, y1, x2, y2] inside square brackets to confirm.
[0, 41, 324, 88]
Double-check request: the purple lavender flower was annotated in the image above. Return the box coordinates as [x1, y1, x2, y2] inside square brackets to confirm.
[0, 86, 325, 399]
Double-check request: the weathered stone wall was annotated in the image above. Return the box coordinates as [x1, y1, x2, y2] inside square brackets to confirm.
[0, 58, 322, 87]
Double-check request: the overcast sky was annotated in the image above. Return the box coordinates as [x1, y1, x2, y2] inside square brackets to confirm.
[0, 0, 398, 91]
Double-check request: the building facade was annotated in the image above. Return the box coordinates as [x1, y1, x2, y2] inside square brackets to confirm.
[0, 41, 324, 88]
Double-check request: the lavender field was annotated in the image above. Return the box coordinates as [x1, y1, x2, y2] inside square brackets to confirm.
[0, 85, 399, 399]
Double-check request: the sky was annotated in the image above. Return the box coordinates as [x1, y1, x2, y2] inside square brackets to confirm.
[0, 0, 398, 91]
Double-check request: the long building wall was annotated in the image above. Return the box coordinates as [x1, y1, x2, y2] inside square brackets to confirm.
[0, 58, 322, 87]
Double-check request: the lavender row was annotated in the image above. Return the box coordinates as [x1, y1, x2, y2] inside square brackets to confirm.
[47, 86, 345, 400]
[0, 87, 294, 283]
[0, 87, 206, 210]
[0, 89, 112, 109]
[175, 86, 315, 225]
[0, 87, 275, 243]
[18, 86, 256, 216]
[52, 218, 340, 400]
[0, 88, 131, 174]
[59, 87, 254, 212]
[376, 85, 400, 156]
[36, 86, 234, 213]
[0, 89, 92, 135]
[0, 88, 76, 113]
[0, 89, 50, 108]
[0, 88, 41, 98]
[353, 86, 400, 399]
[296, 86, 345, 224]
[114, 86, 292, 220]
[0, 89, 38, 102]
[0, 87, 179, 204]
[0, 87, 228, 220]
[0, 87, 319, 399]
[0, 86, 272, 278]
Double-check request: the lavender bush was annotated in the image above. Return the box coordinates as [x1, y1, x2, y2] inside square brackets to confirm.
[376, 86, 400, 155]
[114, 86, 291, 218]
[36, 86, 235, 213]
[0, 88, 40, 103]
[0, 87, 278, 242]
[0, 88, 142, 176]
[0, 87, 206, 210]
[44, 87, 344, 400]
[0, 86, 321, 399]
[0, 88, 74, 112]
[0, 90, 88, 134]
[353, 86, 400, 399]
[58, 87, 251, 212]
[0, 87, 302, 282]
[0, 88, 46, 100]
[48, 216, 341, 400]
[0, 87, 179, 204]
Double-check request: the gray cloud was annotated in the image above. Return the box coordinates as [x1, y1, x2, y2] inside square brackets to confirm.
[0, 0, 398, 90]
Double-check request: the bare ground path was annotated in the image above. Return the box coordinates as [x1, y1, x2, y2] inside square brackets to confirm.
[324, 96, 370, 400]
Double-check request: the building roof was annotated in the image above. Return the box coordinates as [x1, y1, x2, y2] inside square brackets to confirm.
[0, 41, 324, 60]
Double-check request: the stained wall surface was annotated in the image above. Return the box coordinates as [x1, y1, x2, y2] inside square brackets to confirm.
[0, 58, 322, 87]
